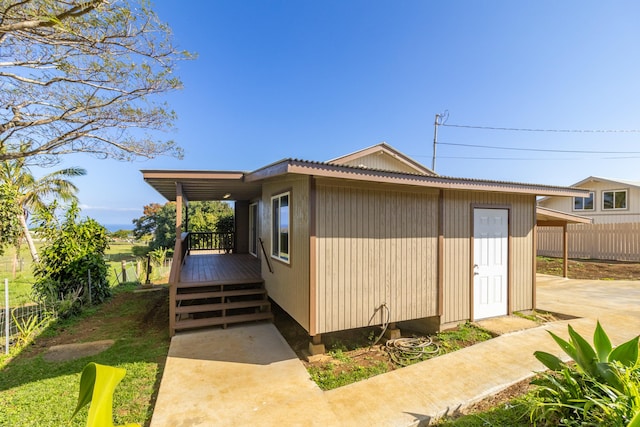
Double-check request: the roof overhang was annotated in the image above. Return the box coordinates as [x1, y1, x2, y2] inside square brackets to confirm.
[141, 170, 262, 201]
[142, 161, 591, 202]
[536, 206, 593, 226]
[247, 159, 590, 197]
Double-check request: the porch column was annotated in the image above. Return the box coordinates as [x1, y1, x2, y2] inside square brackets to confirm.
[176, 183, 184, 250]
[235, 201, 250, 254]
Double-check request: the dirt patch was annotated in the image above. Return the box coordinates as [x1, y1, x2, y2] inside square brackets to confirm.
[447, 377, 534, 419]
[537, 257, 640, 280]
[43, 339, 115, 362]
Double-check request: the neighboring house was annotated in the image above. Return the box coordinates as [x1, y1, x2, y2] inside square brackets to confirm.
[538, 176, 640, 224]
[538, 177, 640, 262]
[142, 143, 585, 351]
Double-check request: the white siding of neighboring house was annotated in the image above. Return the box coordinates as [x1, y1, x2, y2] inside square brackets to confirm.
[539, 180, 640, 224]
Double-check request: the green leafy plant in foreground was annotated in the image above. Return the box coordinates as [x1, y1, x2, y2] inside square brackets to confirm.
[73, 362, 141, 427]
[535, 321, 638, 392]
[532, 321, 640, 426]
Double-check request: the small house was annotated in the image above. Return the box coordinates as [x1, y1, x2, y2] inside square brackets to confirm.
[538, 176, 640, 224]
[142, 143, 585, 352]
[538, 176, 640, 262]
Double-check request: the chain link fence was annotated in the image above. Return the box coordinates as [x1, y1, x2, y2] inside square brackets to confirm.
[1, 279, 51, 355]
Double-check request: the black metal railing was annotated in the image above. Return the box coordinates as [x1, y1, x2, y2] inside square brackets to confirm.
[188, 232, 235, 253]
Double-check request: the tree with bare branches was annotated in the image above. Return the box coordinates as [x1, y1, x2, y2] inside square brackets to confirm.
[0, 0, 191, 165]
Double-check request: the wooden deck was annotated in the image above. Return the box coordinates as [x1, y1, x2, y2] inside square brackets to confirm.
[180, 253, 262, 284]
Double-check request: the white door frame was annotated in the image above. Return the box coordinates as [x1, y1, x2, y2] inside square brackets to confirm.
[471, 207, 510, 320]
[249, 202, 258, 257]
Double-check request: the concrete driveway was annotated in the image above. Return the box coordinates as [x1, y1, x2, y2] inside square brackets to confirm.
[536, 274, 640, 320]
[150, 275, 640, 427]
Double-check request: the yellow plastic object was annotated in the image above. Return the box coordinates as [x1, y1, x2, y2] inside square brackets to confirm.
[72, 362, 141, 427]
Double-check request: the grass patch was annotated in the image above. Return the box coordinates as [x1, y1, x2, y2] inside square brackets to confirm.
[105, 242, 139, 285]
[308, 357, 389, 390]
[436, 392, 536, 426]
[0, 285, 169, 426]
[435, 322, 493, 353]
[305, 322, 494, 390]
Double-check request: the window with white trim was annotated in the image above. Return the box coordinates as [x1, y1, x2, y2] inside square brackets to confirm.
[271, 192, 290, 263]
[603, 190, 627, 210]
[573, 192, 594, 211]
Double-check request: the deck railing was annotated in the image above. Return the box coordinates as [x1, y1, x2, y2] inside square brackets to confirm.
[188, 231, 235, 253]
[168, 231, 188, 336]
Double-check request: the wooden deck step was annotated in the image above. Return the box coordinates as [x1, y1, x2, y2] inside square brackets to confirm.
[175, 288, 267, 301]
[175, 312, 274, 331]
[177, 278, 264, 289]
[175, 300, 271, 315]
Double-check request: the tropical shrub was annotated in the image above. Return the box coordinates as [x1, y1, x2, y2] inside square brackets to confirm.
[32, 202, 110, 315]
[531, 321, 640, 426]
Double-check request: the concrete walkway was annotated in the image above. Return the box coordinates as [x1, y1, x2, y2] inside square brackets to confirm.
[150, 324, 341, 426]
[150, 275, 640, 427]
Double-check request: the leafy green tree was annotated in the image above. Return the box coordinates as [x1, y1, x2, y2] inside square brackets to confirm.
[151, 203, 178, 250]
[32, 202, 110, 314]
[189, 201, 233, 232]
[133, 201, 234, 250]
[0, 0, 191, 165]
[0, 150, 86, 261]
[0, 184, 21, 255]
[132, 203, 164, 241]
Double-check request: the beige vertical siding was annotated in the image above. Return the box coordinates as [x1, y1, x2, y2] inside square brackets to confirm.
[315, 179, 439, 334]
[261, 175, 310, 331]
[338, 153, 420, 174]
[441, 191, 535, 324]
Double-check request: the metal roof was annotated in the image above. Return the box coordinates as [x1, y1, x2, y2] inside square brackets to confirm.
[142, 157, 589, 202]
[536, 206, 592, 225]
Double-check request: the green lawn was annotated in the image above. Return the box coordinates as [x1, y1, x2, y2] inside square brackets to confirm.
[105, 242, 139, 284]
[0, 284, 170, 427]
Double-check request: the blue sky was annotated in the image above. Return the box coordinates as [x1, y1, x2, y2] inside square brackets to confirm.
[37, 1, 640, 226]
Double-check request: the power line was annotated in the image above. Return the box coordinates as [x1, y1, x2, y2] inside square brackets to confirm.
[442, 123, 640, 133]
[437, 141, 640, 154]
[436, 155, 640, 161]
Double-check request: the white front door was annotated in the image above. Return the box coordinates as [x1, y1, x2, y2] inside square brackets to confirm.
[473, 208, 508, 320]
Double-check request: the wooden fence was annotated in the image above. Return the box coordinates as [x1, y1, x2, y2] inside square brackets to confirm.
[537, 223, 640, 261]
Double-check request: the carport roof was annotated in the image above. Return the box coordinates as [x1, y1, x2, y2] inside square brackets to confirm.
[536, 206, 592, 226]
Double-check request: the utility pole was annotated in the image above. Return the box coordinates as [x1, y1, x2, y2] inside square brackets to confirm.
[432, 113, 440, 171]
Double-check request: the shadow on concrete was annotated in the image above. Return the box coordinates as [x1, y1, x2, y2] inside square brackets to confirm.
[168, 323, 298, 365]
